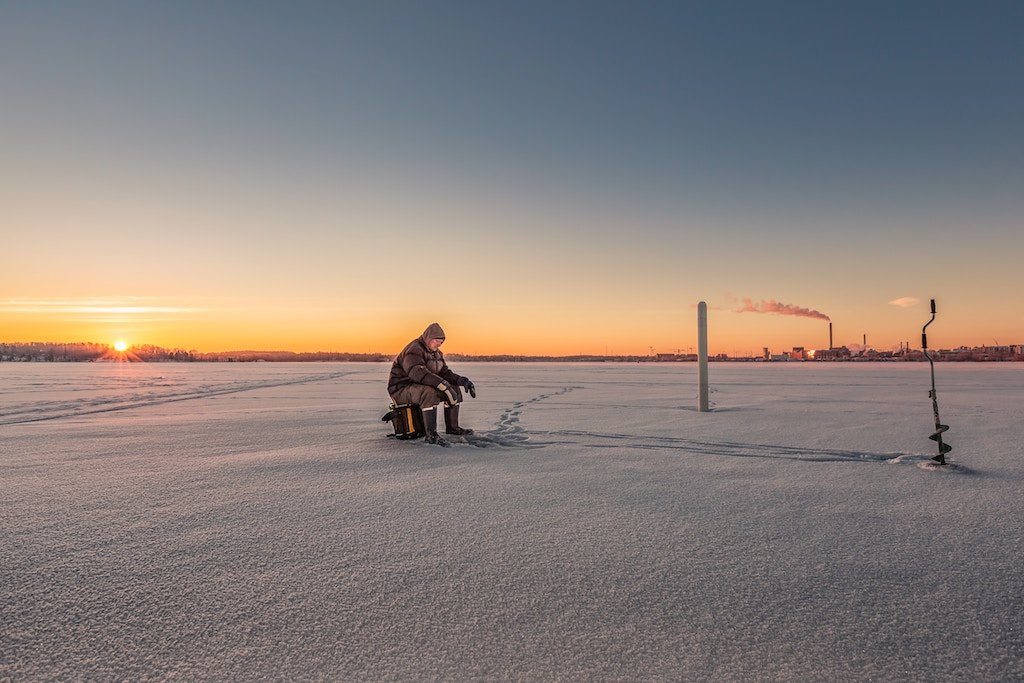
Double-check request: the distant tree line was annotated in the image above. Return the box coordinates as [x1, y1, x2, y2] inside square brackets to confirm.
[0, 342, 389, 363]
[2, 342, 1021, 363]
[198, 350, 390, 362]
[0, 342, 200, 362]
[445, 354, 662, 363]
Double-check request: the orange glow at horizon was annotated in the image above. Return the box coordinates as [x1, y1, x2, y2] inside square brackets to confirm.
[0, 294, 1010, 358]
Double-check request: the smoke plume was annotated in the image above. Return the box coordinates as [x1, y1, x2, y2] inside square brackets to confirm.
[737, 298, 830, 322]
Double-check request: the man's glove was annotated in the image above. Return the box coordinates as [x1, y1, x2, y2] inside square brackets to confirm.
[437, 381, 460, 406]
[458, 377, 476, 398]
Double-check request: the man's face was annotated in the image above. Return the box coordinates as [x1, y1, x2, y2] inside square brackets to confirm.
[426, 338, 444, 352]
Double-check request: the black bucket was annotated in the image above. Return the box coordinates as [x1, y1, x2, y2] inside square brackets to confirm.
[382, 403, 425, 440]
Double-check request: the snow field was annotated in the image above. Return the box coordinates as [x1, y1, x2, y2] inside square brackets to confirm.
[2, 362, 1022, 680]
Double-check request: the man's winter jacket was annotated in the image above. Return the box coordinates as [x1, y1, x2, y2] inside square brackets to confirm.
[387, 323, 465, 396]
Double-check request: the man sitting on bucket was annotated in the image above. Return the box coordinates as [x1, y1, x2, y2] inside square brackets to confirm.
[387, 322, 476, 446]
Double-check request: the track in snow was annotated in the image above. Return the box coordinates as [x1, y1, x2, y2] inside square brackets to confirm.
[0, 371, 355, 425]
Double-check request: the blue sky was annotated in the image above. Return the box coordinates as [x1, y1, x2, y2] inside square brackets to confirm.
[2, 1, 1022, 353]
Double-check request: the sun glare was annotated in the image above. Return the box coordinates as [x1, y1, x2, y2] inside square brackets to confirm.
[113, 340, 129, 352]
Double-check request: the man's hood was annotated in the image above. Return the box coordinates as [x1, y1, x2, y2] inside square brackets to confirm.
[420, 322, 446, 345]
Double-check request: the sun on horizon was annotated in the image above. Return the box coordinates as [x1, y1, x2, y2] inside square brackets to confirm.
[113, 340, 129, 352]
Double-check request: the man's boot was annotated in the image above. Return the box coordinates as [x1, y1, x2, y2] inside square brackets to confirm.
[422, 407, 449, 447]
[444, 405, 474, 435]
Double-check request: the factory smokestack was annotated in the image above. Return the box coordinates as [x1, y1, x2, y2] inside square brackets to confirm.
[829, 322, 833, 350]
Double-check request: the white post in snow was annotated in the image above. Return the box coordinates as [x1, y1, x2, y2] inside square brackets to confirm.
[697, 301, 710, 412]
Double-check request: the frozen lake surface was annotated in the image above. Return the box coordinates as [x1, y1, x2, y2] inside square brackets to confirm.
[2, 362, 1023, 680]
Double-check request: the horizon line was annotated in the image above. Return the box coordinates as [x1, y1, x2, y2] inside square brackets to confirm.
[3, 340, 1022, 360]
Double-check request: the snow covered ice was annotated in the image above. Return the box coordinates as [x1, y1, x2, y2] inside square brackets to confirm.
[2, 362, 1023, 680]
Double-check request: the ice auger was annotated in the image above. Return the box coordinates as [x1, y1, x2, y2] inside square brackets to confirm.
[921, 299, 951, 465]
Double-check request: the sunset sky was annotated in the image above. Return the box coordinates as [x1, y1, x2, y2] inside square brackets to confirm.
[3, 2, 1022, 356]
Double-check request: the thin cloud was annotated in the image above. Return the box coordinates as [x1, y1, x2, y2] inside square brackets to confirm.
[0, 298, 199, 315]
[889, 297, 920, 308]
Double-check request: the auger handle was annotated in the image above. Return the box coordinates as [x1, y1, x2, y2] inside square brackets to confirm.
[922, 299, 937, 349]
